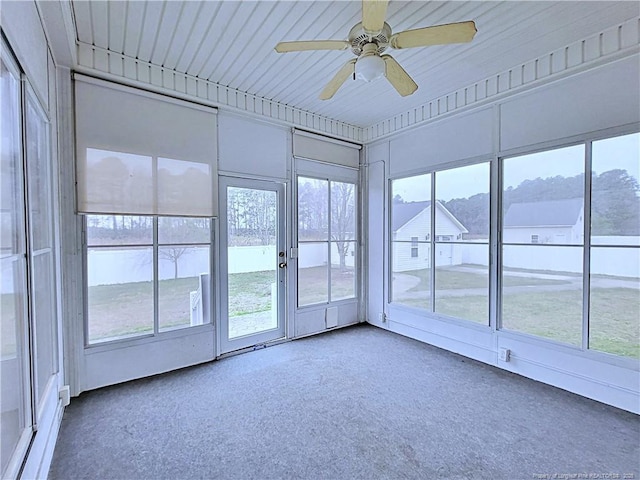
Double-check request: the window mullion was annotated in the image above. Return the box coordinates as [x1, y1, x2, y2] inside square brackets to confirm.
[327, 180, 332, 303]
[582, 142, 593, 352]
[490, 156, 501, 332]
[430, 173, 436, 312]
[153, 216, 159, 334]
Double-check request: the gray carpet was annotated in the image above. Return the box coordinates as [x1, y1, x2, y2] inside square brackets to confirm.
[49, 324, 639, 480]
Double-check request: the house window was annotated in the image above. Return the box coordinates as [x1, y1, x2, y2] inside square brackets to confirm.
[411, 237, 419, 257]
[531, 234, 539, 244]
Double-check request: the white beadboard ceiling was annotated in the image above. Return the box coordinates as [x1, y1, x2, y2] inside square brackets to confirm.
[70, 1, 639, 128]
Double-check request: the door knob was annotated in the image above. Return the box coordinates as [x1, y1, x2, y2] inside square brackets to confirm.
[279, 262, 287, 269]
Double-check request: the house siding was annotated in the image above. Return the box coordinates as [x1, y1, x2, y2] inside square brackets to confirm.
[392, 205, 466, 272]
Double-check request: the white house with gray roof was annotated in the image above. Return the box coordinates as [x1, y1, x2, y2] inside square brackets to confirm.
[392, 201, 468, 272]
[503, 198, 584, 245]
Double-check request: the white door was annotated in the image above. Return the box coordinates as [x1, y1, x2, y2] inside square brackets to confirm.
[219, 177, 287, 353]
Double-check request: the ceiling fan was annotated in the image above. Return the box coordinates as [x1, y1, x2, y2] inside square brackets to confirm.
[274, 0, 477, 100]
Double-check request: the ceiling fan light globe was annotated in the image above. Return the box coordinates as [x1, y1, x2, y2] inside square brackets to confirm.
[355, 54, 385, 82]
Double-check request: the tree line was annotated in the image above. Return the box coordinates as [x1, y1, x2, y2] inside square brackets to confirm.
[395, 169, 640, 237]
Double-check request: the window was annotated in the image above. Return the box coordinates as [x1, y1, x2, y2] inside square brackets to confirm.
[501, 145, 585, 345]
[86, 215, 211, 343]
[589, 133, 639, 358]
[391, 174, 431, 310]
[1, 52, 30, 478]
[297, 176, 357, 306]
[1, 47, 59, 478]
[410, 237, 419, 257]
[434, 162, 490, 324]
[390, 162, 490, 324]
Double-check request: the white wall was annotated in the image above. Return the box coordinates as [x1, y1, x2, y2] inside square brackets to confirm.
[389, 108, 493, 176]
[218, 112, 289, 179]
[367, 54, 640, 413]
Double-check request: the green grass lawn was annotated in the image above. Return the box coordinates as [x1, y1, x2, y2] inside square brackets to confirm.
[391, 267, 639, 359]
[298, 266, 355, 306]
[45, 263, 640, 359]
[85, 266, 356, 342]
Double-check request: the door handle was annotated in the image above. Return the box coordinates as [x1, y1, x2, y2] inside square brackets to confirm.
[279, 262, 287, 269]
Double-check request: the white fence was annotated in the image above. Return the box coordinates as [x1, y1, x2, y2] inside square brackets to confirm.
[463, 237, 639, 277]
[86, 243, 356, 286]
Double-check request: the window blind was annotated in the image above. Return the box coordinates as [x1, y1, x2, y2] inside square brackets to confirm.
[74, 75, 218, 217]
[293, 130, 361, 168]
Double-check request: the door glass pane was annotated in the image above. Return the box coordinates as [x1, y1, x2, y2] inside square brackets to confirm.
[298, 242, 328, 306]
[502, 245, 583, 346]
[227, 187, 278, 339]
[391, 174, 431, 308]
[298, 177, 328, 241]
[87, 246, 154, 343]
[331, 241, 355, 301]
[331, 181, 356, 241]
[159, 246, 210, 332]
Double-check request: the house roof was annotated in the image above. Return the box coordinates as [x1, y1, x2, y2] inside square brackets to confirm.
[392, 201, 431, 232]
[504, 198, 583, 227]
[392, 201, 468, 233]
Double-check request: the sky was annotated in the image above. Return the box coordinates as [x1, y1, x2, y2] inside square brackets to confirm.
[392, 133, 639, 202]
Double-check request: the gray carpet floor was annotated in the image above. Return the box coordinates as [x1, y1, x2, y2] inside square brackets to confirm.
[49, 324, 639, 480]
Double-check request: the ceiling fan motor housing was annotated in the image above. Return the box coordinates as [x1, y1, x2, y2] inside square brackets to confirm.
[348, 22, 392, 56]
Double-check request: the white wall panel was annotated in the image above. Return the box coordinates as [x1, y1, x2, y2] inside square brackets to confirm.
[218, 113, 288, 179]
[294, 304, 358, 338]
[293, 130, 361, 168]
[389, 108, 493, 175]
[500, 56, 640, 151]
[1, 0, 50, 110]
[82, 326, 215, 391]
[366, 160, 386, 327]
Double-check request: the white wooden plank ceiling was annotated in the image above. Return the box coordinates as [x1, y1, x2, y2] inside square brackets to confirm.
[71, 1, 640, 128]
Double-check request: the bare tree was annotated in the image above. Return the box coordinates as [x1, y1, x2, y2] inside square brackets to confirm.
[159, 246, 192, 279]
[331, 182, 355, 269]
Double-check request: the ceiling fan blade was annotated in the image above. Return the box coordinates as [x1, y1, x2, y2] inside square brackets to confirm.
[362, 0, 389, 34]
[382, 55, 418, 97]
[275, 40, 350, 53]
[390, 21, 477, 49]
[319, 59, 357, 100]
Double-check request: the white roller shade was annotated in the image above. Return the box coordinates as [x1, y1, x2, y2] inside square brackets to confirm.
[75, 75, 217, 216]
[293, 130, 361, 168]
